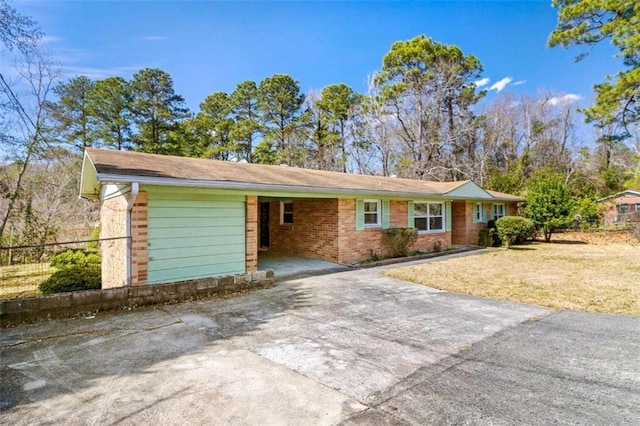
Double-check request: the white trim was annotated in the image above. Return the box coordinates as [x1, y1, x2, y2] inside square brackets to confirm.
[413, 201, 445, 233]
[474, 202, 485, 223]
[280, 200, 293, 225]
[491, 203, 506, 220]
[363, 199, 381, 228]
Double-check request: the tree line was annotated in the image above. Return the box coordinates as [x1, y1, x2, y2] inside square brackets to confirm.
[48, 34, 638, 195]
[1, 0, 639, 251]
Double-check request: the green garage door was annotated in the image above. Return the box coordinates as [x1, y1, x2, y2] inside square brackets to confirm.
[146, 188, 246, 285]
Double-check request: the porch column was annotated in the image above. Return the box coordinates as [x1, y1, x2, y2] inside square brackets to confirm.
[246, 195, 258, 272]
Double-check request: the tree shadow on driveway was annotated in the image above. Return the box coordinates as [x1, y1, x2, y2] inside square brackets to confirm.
[0, 283, 314, 414]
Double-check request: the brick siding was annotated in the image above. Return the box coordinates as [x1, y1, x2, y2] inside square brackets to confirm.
[268, 199, 340, 262]
[130, 191, 148, 286]
[336, 199, 451, 265]
[246, 195, 258, 272]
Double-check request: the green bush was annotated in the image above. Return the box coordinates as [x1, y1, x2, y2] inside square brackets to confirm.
[85, 227, 100, 249]
[486, 220, 501, 247]
[383, 227, 418, 258]
[572, 197, 602, 230]
[478, 228, 495, 247]
[50, 249, 101, 268]
[39, 266, 101, 295]
[40, 248, 102, 294]
[495, 216, 535, 248]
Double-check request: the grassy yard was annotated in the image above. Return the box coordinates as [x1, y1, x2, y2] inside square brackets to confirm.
[0, 263, 53, 300]
[385, 240, 640, 316]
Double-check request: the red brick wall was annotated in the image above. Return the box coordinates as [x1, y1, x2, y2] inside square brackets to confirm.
[452, 201, 521, 246]
[246, 195, 258, 272]
[130, 191, 148, 286]
[336, 199, 451, 264]
[268, 199, 340, 262]
[452, 201, 491, 246]
[451, 202, 469, 245]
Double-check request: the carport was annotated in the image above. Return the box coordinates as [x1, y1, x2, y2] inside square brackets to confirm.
[257, 251, 348, 281]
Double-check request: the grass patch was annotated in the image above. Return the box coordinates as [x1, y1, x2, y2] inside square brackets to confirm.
[0, 263, 54, 300]
[384, 241, 640, 316]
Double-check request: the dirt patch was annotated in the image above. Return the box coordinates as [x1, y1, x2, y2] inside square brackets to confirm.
[385, 239, 640, 316]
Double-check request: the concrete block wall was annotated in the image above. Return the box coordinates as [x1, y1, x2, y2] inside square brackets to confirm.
[0, 271, 274, 327]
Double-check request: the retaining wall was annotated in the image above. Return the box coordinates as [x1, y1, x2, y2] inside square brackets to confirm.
[0, 270, 274, 327]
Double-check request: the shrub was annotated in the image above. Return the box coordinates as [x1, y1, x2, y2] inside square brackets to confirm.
[39, 266, 101, 295]
[572, 197, 602, 230]
[40, 248, 102, 294]
[495, 216, 535, 248]
[478, 228, 495, 247]
[383, 227, 418, 258]
[486, 220, 501, 247]
[85, 227, 100, 249]
[50, 249, 101, 268]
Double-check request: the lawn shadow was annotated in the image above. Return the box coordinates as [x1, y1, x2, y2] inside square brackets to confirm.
[547, 239, 588, 245]
[509, 246, 537, 251]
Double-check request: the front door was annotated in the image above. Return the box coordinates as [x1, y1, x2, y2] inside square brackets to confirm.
[260, 202, 270, 248]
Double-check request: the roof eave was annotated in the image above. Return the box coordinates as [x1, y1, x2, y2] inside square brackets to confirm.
[80, 151, 100, 199]
[96, 173, 469, 199]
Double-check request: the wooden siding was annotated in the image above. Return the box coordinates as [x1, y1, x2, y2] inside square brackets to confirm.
[145, 187, 246, 284]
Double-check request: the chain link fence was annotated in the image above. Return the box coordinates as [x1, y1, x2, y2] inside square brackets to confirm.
[0, 237, 126, 300]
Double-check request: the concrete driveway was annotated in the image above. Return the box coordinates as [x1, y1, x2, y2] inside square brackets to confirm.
[2, 260, 639, 425]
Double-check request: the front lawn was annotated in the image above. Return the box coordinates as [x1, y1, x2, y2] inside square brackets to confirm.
[385, 240, 640, 316]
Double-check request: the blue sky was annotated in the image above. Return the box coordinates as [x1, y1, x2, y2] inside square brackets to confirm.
[20, 0, 620, 113]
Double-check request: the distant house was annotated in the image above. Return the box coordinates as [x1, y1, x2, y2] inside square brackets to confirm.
[80, 149, 524, 289]
[598, 190, 640, 226]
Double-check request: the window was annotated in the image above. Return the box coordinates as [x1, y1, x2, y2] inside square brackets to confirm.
[492, 203, 505, 220]
[474, 203, 484, 223]
[414, 202, 444, 232]
[364, 200, 381, 227]
[617, 203, 630, 214]
[636, 204, 640, 212]
[280, 201, 293, 224]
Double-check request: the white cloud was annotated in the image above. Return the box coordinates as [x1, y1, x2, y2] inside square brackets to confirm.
[474, 77, 490, 87]
[39, 35, 61, 44]
[489, 77, 513, 93]
[513, 80, 527, 86]
[141, 35, 168, 41]
[547, 93, 582, 106]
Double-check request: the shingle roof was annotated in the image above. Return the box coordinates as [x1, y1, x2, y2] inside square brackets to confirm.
[486, 190, 526, 202]
[83, 148, 522, 201]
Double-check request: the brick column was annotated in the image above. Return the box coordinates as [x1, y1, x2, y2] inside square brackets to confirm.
[245, 195, 258, 272]
[130, 191, 148, 285]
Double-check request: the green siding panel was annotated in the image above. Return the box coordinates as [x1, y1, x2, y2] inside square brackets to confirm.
[146, 190, 246, 285]
[446, 202, 452, 232]
[382, 200, 390, 229]
[408, 200, 414, 227]
[355, 199, 364, 231]
[445, 181, 493, 199]
[148, 216, 244, 229]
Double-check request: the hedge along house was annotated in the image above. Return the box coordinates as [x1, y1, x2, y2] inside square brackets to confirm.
[80, 148, 523, 289]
